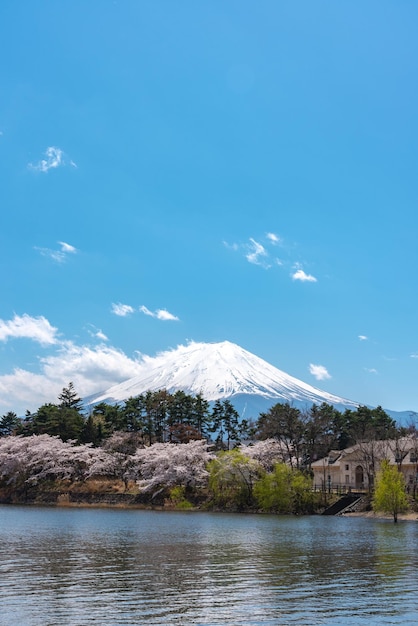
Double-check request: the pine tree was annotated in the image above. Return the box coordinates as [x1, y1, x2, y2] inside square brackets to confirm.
[210, 399, 240, 450]
[0, 411, 20, 437]
[58, 382, 83, 412]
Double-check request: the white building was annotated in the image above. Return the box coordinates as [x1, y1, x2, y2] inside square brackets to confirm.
[311, 437, 418, 493]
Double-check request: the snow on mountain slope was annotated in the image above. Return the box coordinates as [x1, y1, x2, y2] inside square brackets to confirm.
[87, 341, 359, 413]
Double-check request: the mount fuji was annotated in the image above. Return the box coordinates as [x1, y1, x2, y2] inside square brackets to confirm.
[86, 340, 362, 419]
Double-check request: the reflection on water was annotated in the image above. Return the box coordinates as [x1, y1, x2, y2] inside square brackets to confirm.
[1, 506, 417, 625]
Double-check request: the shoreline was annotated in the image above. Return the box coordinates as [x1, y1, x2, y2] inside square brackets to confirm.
[1, 498, 417, 520]
[344, 510, 418, 521]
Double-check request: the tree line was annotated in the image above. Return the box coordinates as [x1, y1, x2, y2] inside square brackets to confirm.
[0, 382, 409, 466]
[0, 383, 248, 449]
[0, 384, 415, 519]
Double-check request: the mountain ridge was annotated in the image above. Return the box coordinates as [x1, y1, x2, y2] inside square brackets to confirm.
[86, 340, 362, 418]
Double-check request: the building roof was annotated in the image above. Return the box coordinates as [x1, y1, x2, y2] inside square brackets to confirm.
[311, 436, 418, 469]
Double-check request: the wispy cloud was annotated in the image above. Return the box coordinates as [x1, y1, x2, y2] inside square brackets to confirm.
[364, 367, 378, 374]
[292, 268, 317, 283]
[309, 363, 331, 381]
[139, 305, 179, 321]
[0, 314, 58, 346]
[111, 303, 180, 321]
[222, 241, 239, 251]
[111, 303, 134, 317]
[224, 232, 280, 269]
[58, 241, 76, 254]
[410, 353, 418, 359]
[86, 324, 108, 341]
[34, 240, 78, 263]
[245, 238, 270, 268]
[358, 335, 368, 341]
[266, 232, 281, 245]
[225, 232, 318, 282]
[28, 146, 76, 173]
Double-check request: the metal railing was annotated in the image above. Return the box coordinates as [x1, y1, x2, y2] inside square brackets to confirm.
[313, 483, 370, 495]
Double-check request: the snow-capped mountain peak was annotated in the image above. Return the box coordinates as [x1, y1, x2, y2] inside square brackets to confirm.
[87, 340, 358, 414]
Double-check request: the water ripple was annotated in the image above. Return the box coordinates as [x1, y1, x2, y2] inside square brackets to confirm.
[1, 508, 418, 625]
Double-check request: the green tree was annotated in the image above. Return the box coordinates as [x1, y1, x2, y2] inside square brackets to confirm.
[92, 402, 126, 436]
[191, 393, 211, 439]
[210, 399, 241, 450]
[58, 382, 83, 412]
[372, 459, 409, 523]
[24, 403, 84, 442]
[291, 472, 315, 514]
[342, 405, 397, 447]
[253, 462, 294, 513]
[208, 449, 261, 508]
[304, 403, 342, 467]
[256, 403, 304, 468]
[254, 462, 314, 514]
[122, 396, 146, 433]
[0, 411, 21, 437]
[80, 413, 102, 446]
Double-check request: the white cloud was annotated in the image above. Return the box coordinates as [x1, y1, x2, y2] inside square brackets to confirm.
[155, 309, 179, 321]
[292, 268, 317, 283]
[86, 324, 108, 341]
[139, 305, 179, 321]
[35, 240, 78, 263]
[224, 233, 282, 269]
[0, 368, 62, 414]
[358, 335, 368, 341]
[139, 305, 154, 317]
[111, 303, 134, 317]
[309, 363, 331, 381]
[0, 342, 146, 415]
[41, 342, 145, 394]
[225, 233, 319, 283]
[266, 232, 281, 245]
[410, 353, 418, 359]
[29, 146, 67, 172]
[0, 314, 58, 345]
[58, 241, 76, 254]
[364, 367, 378, 374]
[246, 238, 270, 268]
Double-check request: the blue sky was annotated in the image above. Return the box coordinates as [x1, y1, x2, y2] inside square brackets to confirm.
[1, 1, 418, 415]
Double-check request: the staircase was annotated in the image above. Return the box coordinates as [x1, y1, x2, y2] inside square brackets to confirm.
[322, 493, 366, 516]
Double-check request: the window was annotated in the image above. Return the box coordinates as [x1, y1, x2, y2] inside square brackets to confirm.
[345, 475, 350, 484]
[345, 464, 349, 471]
[410, 452, 418, 463]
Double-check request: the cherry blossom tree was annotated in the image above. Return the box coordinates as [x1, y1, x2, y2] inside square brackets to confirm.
[130, 439, 214, 497]
[239, 439, 288, 471]
[0, 434, 115, 487]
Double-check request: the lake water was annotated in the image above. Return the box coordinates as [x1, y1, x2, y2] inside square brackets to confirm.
[0, 506, 417, 625]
